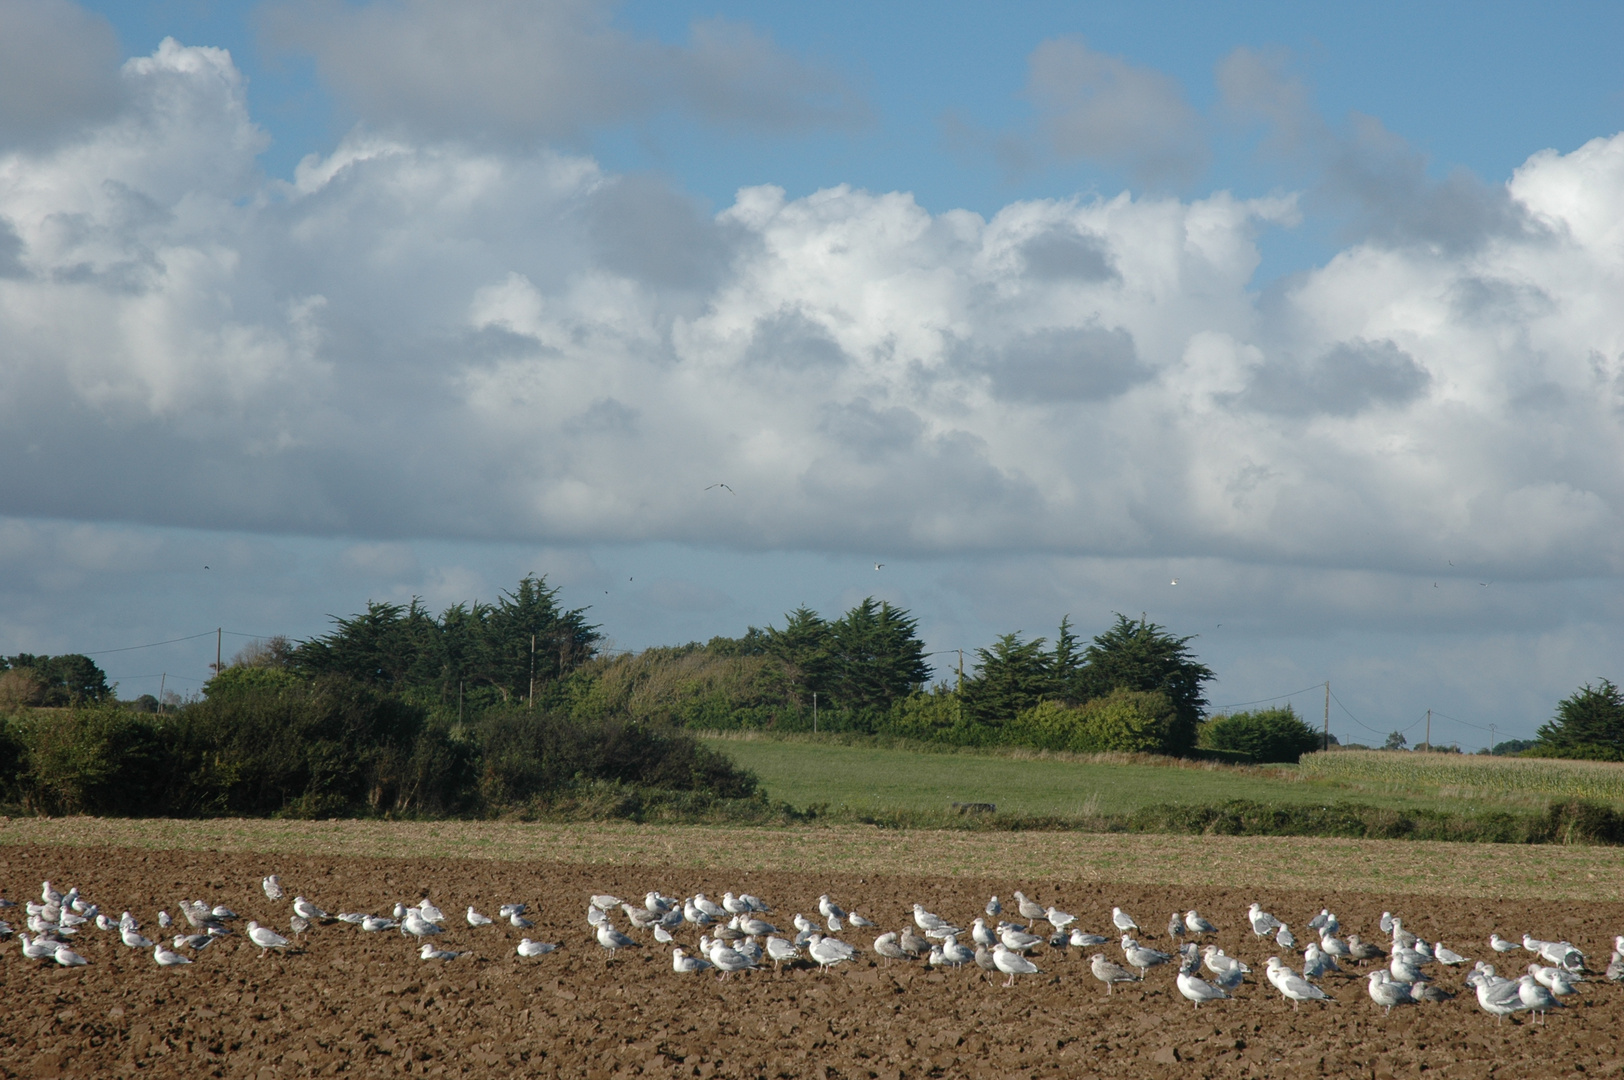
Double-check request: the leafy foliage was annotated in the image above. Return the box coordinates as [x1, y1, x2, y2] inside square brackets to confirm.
[1015, 690, 1176, 754]
[1532, 679, 1624, 761]
[1199, 707, 1322, 763]
[1073, 615, 1213, 754]
[290, 575, 599, 707]
[0, 653, 112, 707]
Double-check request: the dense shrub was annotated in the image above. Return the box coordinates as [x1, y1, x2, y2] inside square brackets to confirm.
[1199, 707, 1323, 763]
[1014, 690, 1176, 754]
[475, 707, 758, 807]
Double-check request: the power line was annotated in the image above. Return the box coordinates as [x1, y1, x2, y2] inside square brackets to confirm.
[1211, 682, 1328, 711]
[81, 631, 216, 656]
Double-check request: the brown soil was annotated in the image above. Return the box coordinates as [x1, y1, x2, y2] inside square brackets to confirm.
[1, 843, 1620, 1079]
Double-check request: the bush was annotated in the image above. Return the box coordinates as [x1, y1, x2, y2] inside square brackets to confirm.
[1199, 707, 1323, 763]
[1014, 689, 1176, 754]
[474, 708, 758, 806]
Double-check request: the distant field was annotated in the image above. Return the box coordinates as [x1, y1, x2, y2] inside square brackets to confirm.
[4, 814, 1624, 900]
[1302, 748, 1624, 805]
[703, 733, 1624, 818]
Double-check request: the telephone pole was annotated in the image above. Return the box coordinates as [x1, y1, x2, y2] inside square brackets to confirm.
[216, 627, 222, 678]
[529, 634, 536, 708]
[1323, 681, 1330, 751]
[812, 692, 818, 734]
[1425, 709, 1431, 752]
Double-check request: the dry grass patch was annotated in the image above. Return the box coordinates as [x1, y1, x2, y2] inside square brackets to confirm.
[3, 815, 1623, 901]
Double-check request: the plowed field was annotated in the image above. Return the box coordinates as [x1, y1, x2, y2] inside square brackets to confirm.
[2, 843, 1621, 1079]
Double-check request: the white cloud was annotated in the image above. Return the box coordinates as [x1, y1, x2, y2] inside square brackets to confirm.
[2, 37, 1624, 650]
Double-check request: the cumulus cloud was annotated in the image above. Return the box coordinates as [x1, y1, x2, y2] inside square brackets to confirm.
[3, 38, 1624, 600]
[263, 0, 866, 143]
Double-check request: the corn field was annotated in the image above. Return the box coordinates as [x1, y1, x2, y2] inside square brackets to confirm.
[1300, 750, 1624, 804]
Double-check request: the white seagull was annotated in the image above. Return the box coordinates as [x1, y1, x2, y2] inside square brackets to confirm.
[246, 921, 291, 957]
[992, 943, 1041, 987]
[517, 938, 559, 957]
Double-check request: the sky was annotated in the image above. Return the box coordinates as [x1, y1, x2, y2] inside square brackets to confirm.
[3, 1, 1624, 748]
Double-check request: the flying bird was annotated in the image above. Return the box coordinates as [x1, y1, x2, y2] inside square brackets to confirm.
[704, 483, 735, 494]
[874, 563, 884, 570]
[1170, 578, 1178, 585]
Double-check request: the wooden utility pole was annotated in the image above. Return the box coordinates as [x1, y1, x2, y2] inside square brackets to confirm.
[529, 634, 536, 708]
[158, 673, 166, 714]
[1323, 681, 1331, 751]
[813, 692, 818, 734]
[1425, 709, 1431, 751]
[216, 627, 222, 678]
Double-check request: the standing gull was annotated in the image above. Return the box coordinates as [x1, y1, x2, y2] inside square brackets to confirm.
[992, 943, 1041, 987]
[1090, 953, 1140, 995]
[246, 921, 291, 957]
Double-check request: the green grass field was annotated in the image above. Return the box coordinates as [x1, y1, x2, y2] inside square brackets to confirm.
[703, 733, 1624, 819]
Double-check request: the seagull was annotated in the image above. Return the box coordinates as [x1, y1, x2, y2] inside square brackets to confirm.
[1184, 910, 1218, 936]
[174, 933, 213, 951]
[1518, 975, 1561, 1023]
[1347, 935, 1385, 962]
[1170, 578, 1178, 586]
[1490, 933, 1519, 953]
[999, 925, 1044, 953]
[707, 939, 755, 978]
[400, 912, 443, 938]
[211, 905, 238, 921]
[596, 922, 636, 955]
[1276, 925, 1295, 950]
[653, 925, 673, 943]
[417, 900, 445, 924]
[1266, 958, 1330, 1009]
[672, 947, 711, 973]
[360, 916, 396, 932]
[291, 897, 329, 921]
[510, 911, 535, 928]
[847, 911, 875, 929]
[1476, 977, 1527, 1023]
[704, 483, 735, 494]
[466, 907, 494, 927]
[501, 902, 530, 918]
[121, 926, 155, 948]
[1412, 981, 1453, 1003]
[1177, 962, 1229, 1009]
[517, 939, 558, 957]
[1111, 907, 1138, 932]
[1367, 971, 1415, 1014]
[158, 911, 172, 929]
[1013, 892, 1047, 927]
[807, 934, 859, 970]
[337, 913, 367, 924]
[420, 943, 464, 961]
[153, 942, 192, 966]
[873, 932, 905, 964]
[53, 943, 89, 967]
[986, 897, 1002, 917]
[1122, 936, 1171, 976]
[992, 944, 1041, 987]
[1046, 906, 1077, 932]
[20, 934, 57, 960]
[1071, 929, 1109, 948]
[1434, 942, 1468, 965]
[874, 563, 884, 571]
[1090, 952, 1140, 995]
[1247, 903, 1281, 936]
[766, 936, 801, 968]
[591, 894, 624, 911]
[246, 921, 291, 957]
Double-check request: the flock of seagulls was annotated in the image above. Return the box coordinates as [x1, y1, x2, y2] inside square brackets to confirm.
[5, 875, 1618, 1025]
[2, 875, 559, 970]
[583, 887, 1617, 1023]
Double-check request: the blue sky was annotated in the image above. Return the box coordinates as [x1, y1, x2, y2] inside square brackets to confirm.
[5, 0, 1624, 747]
